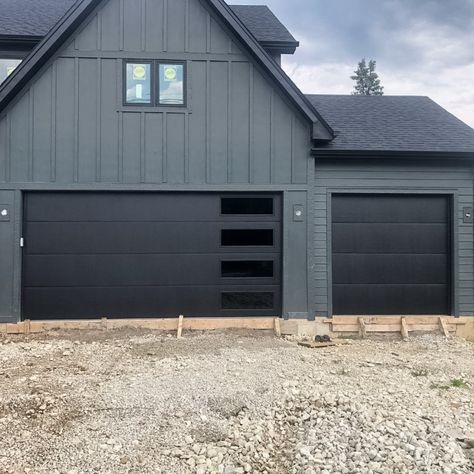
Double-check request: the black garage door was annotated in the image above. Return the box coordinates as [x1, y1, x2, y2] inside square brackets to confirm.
[332, 194, 451, 315]
[22, 192, 281, 319]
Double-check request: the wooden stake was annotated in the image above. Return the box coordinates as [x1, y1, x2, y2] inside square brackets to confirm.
[439, 317, 450, 338]
[274, 318, 281, 337]
[358, 318, 367, 339]
[177, 315, 184, 339]
[401, 318, 409, 341]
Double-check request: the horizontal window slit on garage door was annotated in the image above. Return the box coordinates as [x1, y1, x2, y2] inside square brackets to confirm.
[221, 292, 274, 310]
[221, 198, 274, 215]
[221, 260, 274, 278]
[221, 229, 274, 246]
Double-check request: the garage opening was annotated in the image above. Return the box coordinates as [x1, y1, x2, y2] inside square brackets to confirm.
[22, 192, 282, 320]
[331, 194, 451, 315]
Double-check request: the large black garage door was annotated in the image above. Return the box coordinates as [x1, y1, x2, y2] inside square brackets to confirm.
[332, 194, 451, 315]
[22, 192, 281, 319]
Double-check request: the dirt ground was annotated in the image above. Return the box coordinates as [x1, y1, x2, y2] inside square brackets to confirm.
[0, 329, 473, 474]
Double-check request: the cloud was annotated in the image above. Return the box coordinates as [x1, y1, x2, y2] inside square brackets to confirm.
[231, 0, 474, 128]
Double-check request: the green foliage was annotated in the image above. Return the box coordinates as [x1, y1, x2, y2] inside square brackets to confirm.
[351, 58, 384, 96]
[449, 378, 468, 388]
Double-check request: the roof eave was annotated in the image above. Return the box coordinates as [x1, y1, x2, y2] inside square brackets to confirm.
[311, 149, 474, 160]
[259, 40, 299, 55]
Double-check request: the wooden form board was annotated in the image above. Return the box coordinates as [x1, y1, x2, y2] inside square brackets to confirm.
[0, 317, 278, 335]
[329, 316, 466, 338]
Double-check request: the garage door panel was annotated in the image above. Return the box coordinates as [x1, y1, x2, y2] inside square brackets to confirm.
[333, 254, 449, 284]
[24, 254, 281, 287]
[26, 192, 282, 222]
[333, 284, 449, 315]
[332, 195, 448, 223]
[332, 223, 449, 254]
[25, 222, 281, 254]
[23, 192, 282, 319]
[23, 285, 281, 319]
[332, 194, 451, 315]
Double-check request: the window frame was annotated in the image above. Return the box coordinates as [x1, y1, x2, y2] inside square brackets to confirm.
[157, 61, 187, 107]
[123, 59, 187, 108]
[123, 60, 155, 107]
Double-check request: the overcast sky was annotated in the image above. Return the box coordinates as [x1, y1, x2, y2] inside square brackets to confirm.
[231, 0, 474, 128]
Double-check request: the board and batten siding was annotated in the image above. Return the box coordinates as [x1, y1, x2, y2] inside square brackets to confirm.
[313, 159, 474, 317]
[0, 0, 313, 323]
[0, 0, 311, 186]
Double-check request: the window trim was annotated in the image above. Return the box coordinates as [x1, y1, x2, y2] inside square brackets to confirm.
[123, 59, 187, 108]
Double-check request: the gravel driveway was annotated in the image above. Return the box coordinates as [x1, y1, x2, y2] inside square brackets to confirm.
[0, 329, 473, 474]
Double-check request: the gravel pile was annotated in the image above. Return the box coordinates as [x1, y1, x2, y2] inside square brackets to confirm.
[0, 330, 473, 473]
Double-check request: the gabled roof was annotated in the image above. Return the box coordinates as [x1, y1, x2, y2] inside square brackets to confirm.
[0, 0, 334, 141]
[229, 5, 299, 53]
[307, 95, 474, 155]
[0, 0, 298, 51]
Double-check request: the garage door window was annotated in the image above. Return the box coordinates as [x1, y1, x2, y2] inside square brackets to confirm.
[221, 292, 274, 310]
[221, 260, 274, 278]
[221, 229, 274, 246]
[221, 197, 273, 215]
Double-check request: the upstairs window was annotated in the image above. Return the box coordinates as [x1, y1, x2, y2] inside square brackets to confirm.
[124, 60, 186, 107]
[0, 58, 22, 83]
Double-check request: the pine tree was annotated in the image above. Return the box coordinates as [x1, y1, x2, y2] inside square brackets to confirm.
[351, 58, 384, 96]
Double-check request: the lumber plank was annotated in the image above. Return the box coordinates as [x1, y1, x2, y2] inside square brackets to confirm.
[401, 318, 409, 340]
[177, 315, 184, 339]
[439, 317, 450, 338]
[358, 318, 367, 339]
[274, 318, 281, 337]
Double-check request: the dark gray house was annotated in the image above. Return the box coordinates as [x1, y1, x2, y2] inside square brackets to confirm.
[1, 0, 474, 324]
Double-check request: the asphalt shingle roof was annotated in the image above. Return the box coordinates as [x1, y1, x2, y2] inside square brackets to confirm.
[307, 95, 474, 153]
[0, 0, 298, 47]
[0, 0, 77, 36]
[229, 5, 298, 45]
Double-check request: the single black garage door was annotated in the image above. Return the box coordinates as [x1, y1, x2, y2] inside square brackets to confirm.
[332, 194, 451, 315]
[22, 192, 281, 319]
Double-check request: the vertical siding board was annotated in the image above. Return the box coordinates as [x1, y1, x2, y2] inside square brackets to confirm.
[162, 112, 167, 183]
[144, 0, 164, 52]
[77, 59, 97, 183]
[100, 0, 120, 51]
[122, 112, 141, 183]
[144, 113, 163, 183]
[50, 63, 57, 182]
[167, 0, 186, 53]
[55, 58, 75, 183]
[188, 61, 206, 184]
[32, 68, 53, 182]
[230, 61, 250, 184]
[76, 15, 98, 51]
[9, 94, 30, 183]
[100, 59, 119, 182]
[210, 17, 229, 53]
[96, 58, 102, 181]
[28, 83, 34, 181]
[292, 118, 310, 184]
[209, 61, 228, 184]
[272, 96, 292, 184]
[123, 0, 141, 52]
[187, 0, 207, 53]
[166, 113, 186, 183]
[0, 118, 6, 183]
[251, 70, 271, 184]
